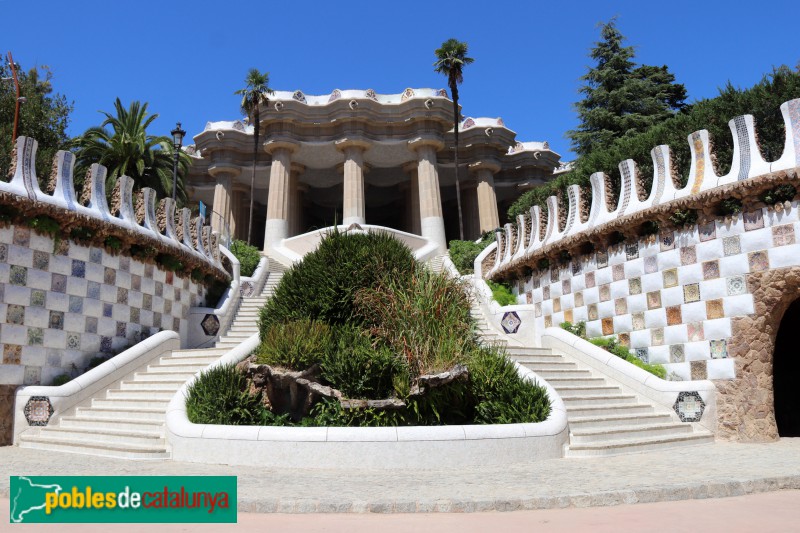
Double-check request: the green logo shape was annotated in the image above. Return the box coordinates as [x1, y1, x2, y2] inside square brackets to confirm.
[10, 476, 237, 523]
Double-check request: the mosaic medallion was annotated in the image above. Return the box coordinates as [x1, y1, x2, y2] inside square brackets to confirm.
[710, 339, 728, 359]
[722, 236, 741, 256]
[673, 391, 706, 422]
[24, 396, 54, 426]
[727, 275, 747, 296]
[240, 281, 255, 297]
[501, 311, 521, 334]
[201, 313, 220, 336]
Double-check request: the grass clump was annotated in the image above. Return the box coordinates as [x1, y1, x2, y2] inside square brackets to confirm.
[255, 319, 333, 370]
[230, 240, 261, 277]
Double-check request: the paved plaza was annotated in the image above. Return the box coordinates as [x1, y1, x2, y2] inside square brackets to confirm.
[2, 439, 800, 513]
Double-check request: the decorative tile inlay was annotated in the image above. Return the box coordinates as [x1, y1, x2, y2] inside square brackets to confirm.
[680, 246, 696, 265]
[574, 292, 584, 307]
[67, 333, 80, 350]
[588, 304, 599, 321]
[532, 275, 541, 290]
[613, 264, 625, 281]
[553, 298, 561, 313]
[103, 303, 113, 317]
[647, 291, 662, 310]
[119, 255, 130, 271]
[674, 391, 705, 422]
[71, 259, 85, 278]
[632, 312, 645, 330]
[706, 299, 724, 319]
[644, 256, 658, 274]
[666, 305, 682, 325]
[49, 310, 64, 330]
[670, 344, 685, 363]
[104, 267, 116, 285]
[690, 132, 705, 194]
[51, 273, 66, 293]
[690, 361, 707, 381]
[727, 275, 747, 296]
[100, 336, 113, 353]
[660, 232, 675, 251]
[69, 295, 83, 313]
[7, 304, 25, 325]
[663, 268, 679, 288]
[625, 242, 639, 260]
[773, 224, 796, 246]
[501, 311, 522, 334]
[526, 291, 533, 304]
[703, 260, 720, 280]
[652, 327, 665, 346]
[710, 339, 728, 359]
[629, 277, 642, 295]
[89, 247, 103, 263]
[723, 236, 741, 256]
[87, 281, 101, 300]
[544, 315, 553, 328]
[601, 317, 614, 335]
[13, 226, 30, 247]
[698, 222, 716, 242]
[618, 333, 630, 347]
[615, 298, 627, 315]
[599, 284, 611, 302]
[155, 282, 164, 297]
[596, 251, 608, 269]
[535, 303, 542, 318]
[86, 316, 98, 333]
[173, 317, 181, 331]
[28, 327, 44, 345]
[688, 322, 705, 342]
[684, 283, 701, 303]
[635, 348, 648, 362]
[564, 309, 574, 324]
[10, 265, 27, 286]
[145, 264, 154, 278]
[24, 396, 54, 426]
[201, 314, 221, 336]
[743, 210, 764, 231]
[130, 307, 140, 324]
[3, 344, 22, 364]
[32, 250, 49, 271]
[117, 287, 128, 305]
[550, 268, 559, 283]
[734, 115, 751, 181]
[0, 243, 7, 262]
[116, 321, 127, 338]
[132, 275, 142, 291]
[585, 272, 596, 288]
[562, 279, 571, 295]
[748, 251, 769, 272]
[542, 286, 550, 300]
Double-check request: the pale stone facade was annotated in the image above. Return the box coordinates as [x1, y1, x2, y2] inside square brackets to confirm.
[185, 88, 561, 252]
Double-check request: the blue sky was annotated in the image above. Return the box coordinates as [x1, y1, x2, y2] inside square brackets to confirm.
[4, 0, 798, 161]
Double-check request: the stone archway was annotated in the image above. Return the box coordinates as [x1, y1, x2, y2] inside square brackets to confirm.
[773, 297, 800, 436]
[716, 267, 800, 441]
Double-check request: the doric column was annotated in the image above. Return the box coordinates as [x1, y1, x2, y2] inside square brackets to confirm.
[288, 164, 305, 237]
[470, 161, 501, 234]
[409, 138, 446, 253]
[230, 187, 248, 241]
[403, 162, 421, 235]
[208, 165, 240, 240]
[263, 140, 298, 252]
[336, 139, 370, 226]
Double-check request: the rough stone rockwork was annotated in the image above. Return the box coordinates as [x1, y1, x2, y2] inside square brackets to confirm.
[715, 267, 800, 442]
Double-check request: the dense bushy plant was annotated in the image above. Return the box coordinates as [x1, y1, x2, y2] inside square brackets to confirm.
[448, 232, 496, 275]
[760, 184, 796, 205]
[255, 319, 333, 370]
[229, 240, 261, 277]
[487, 280, 517, 306]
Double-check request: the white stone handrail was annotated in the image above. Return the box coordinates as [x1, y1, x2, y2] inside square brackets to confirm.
[485, 98, 800, 277]
[13, 331, 180, 442]
[187, 246, 241, 347]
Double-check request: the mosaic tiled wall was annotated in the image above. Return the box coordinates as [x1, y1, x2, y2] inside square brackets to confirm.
[0, 224, 206, 387]
[515, 204, 800, 382]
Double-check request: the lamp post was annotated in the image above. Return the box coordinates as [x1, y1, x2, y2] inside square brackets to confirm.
[170, 122, 186, 202]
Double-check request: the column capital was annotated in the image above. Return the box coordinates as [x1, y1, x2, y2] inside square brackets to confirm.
[290, 162, 306, 174]
[402, 161, 419, 174]
[208, 163, 242, 178]
[468, 159, 502, 175]
[263, 139, 300, 155]
[335, 137, 371, 152]
[408, 136, 445, 152]
[336, 161, 371, 175]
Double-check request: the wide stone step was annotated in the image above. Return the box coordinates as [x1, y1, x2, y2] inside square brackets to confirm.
[147, 363, 207, 373]
[120, 380, 186, 391]
[561, 394, 638, 408]
[107, 388, 176, 400]
[18, 435, 169, 460]
[92, 398, 171, 410]
[75, 406, 165, 421]
[534, 369, 594, 379]
[505, 348, 556, 357]
[521, 362, 579, 372]
[513, 357, 568, 366]
[32, 426, 165, 447]
[543, 376, 607, 387]
[59, 416, 164, 432]
[174, 348, 229, 355]
[158, 355, 219, 365]
[568, 412, 675, 430]
[570, 422, 693, 444]
[133, 370, 197, 381]
[565, 403, 654, 418]
[565, 432, 714, 457]
[555, 386, 623, 397]
[227, 327, 259, 334]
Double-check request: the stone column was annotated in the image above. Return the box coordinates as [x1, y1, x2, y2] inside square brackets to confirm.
[403, 162, 421, 236]
[461, 182, 480, 241]
[471, 161, 501, 234]
[288, 164, 305, 237]
[409, 138, 446, 253]
[263, 141, 298, 252]
[336, 139, 370, 226]
[208, 166, 240, 240]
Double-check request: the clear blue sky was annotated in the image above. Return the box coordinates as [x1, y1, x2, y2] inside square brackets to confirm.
[4, 0, 798, 161]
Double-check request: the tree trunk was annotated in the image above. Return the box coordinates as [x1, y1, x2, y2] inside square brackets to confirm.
[247, 106, 258, 245]
[452, 87, 464, 241]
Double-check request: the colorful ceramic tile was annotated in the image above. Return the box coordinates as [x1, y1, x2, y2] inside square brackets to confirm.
[618, 333, 630, 347]
[647, 291, 662, 310]
[663, 268, 679, 288]
[3, 344, 21, 364]
[117, 287, 128, 305]
[544, 315, 553, 328]
[7, 304, 24, 325]
[132, 275, 142, 291]
[51, 273, 66, 293]
[89, 247, 103, 263]
[49, 310, 64, 330]
[102, 303, 113, 317]
[702, 260, 720, 280]
[55, 240, 69, 256]
[532, 275, 541, 290]
[119, 255, 130, 272]
[27, 327, 44, 345]
[625, 243, 639, 260]
[71, 259, 85, 278]
[130, 307, 140, 324]
[574, 291, 584, 308]
[660, 232, 675, 251]
[87, 281, 101, 300]
[145, 264, 154, 278]
[542, 286, 550, 300]
[104, 267, 116, 285]
[599, 284, 611, 302]
[680, 246, 696, 265]
[100, 336, 113, 353]
[743, 209, 764, 231]
[564, 309, 574, 324]
[585, 272, 596, 288]
[652, 327, 665, 346]
[687, 321, 704, 342]
[613, 264, 625, 281]
[674, 391, 706, 422]
[635, 348, 648, 362]
[670, 344, 685, 363]
[13, 226, 30, 247]
[172, 317, 181, 331]
[643, 256, 657, 274]
[684, 283, 701, 303]
[550, 268, 559, 283]
[23, 367, 42, 386]
[0, 243, 7, 262]
[534, 303, 542, 318]
[588, 304, 599, 321]
[596, 251, 608, 269]
[166, 270, 174, 285]
[632, 312, 645, 330]
[562, 279, 571, 295]
[601, 317, 614, 335]
[10, 265, 27, 286]
[615, 298, 627, 315]
[748, 251, 769, 272]
[666, 305, 682, 325]
[710, 339, 728, 359]
[67, 333, 80, 350]
[706, 299, 724, 319]
[32, 251, 49, 271]
[68, 295, 83, 313]
[553, 297, 561, 313]
[723, 236, 741, 256]
[727, 275, 747, 296]
[116, 321, 127, 338]
[629, 277, 642, 295]
[86, 316, 98, 333]
[690, 361, 707, 380]
[525, 291, 533, 304]
[698, 222, 716, 242]
[773, 224, 796, 246]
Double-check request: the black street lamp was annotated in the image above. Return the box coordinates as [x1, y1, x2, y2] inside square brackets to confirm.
[170, 122, 186, 202]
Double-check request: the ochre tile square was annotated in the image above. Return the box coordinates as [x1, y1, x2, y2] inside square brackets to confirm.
[663, 268, 678, 288]
[691, 360, 707, 380]
[599, 284, 611, 302]
[666, 305, 682, 325]
[544, 315, 552, 328]
[618, 333, 630, 347]
[564, 309, 573, 323]
[601, 317, 614, 336]
[553, 297, 561, 313]
[615, 298, 627, 315]
[706, 299, 724, 319]
[647, 291, 662, 310]
[632, 312, 645, 330]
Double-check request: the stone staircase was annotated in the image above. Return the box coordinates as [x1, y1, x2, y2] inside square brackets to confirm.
[471, 304, 714, 457]
[17, 259, 287, 459]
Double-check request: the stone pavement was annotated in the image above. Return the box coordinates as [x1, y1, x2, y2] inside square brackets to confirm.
[2, 439, 800, 513]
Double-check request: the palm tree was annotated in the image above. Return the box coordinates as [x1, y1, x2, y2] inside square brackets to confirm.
[72, 98, 189, 203]
[235, 68, 274, 245]
[434, 38, 474, 241]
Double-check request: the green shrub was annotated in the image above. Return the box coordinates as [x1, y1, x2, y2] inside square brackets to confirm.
[69, 226, 94, 243]
[448, 233, 495, 275]
[560, 321, 586, 338]
[28, 215, 60, 239]
[641, 220, 659, 236]
[104, 235, 122, 251]
[589, 337, 666, 379]
[0, 204, 19, 222]
[760, 184, 796, 205]
[156, 253, 184, 272]
[669, 208, 698, 227]
[718, 198, 743, 216]
[230, 240, 261, 277]
[255, 319, 333, 370]
[51, 374, 71, 386]
[487, 280, 517, 307]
